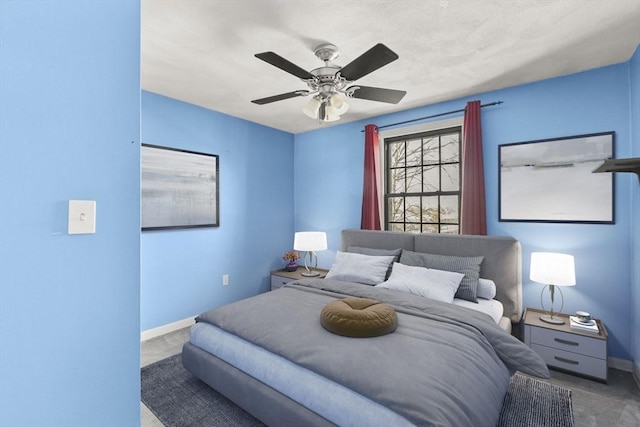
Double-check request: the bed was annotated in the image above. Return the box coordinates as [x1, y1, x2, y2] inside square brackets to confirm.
[182, 229, 549, 426]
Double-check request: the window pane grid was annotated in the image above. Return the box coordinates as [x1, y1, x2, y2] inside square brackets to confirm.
[385, 127, 461, 234]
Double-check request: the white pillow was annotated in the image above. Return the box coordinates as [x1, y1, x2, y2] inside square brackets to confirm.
[477, 278, 497, 300]
[325, 251, 395, 285]
[376, 262, 464, 303]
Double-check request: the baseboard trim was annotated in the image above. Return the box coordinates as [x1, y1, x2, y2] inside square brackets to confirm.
[141, 316, 195, 342]
[608, 356, 634, 372]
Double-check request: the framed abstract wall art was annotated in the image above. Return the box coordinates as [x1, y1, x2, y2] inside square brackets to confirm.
[499, 132, 614, 224]
[141, 144, 219, 230]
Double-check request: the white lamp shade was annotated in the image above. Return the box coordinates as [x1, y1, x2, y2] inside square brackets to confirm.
[293, 231, 327, 251]
[530, 252, 576, 286]
[302, 97, 321, 119]
[328, 93, 349, 115]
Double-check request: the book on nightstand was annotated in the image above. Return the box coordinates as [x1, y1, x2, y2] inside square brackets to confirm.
[569, 316, 600, 334]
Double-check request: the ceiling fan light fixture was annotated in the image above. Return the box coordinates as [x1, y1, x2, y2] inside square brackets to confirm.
[321, 110, 341, 122]
[328, 93, 349, 115]
[302, 96, 322, 119]
[252, 43, 405, 124]
[319, 99, 340, 122]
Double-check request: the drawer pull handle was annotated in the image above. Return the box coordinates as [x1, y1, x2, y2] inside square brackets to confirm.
[554, 338, 579, 346]
[554, 356, 579, 365]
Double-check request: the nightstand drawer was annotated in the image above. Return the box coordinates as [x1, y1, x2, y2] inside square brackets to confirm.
[530, 326, 606, 359]
[531, 343, 607, 380]
[270, 275, 294, 291]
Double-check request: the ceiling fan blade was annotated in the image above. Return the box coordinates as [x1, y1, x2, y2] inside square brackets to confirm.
[255, 52, 316, 80]
[251, 90, 309, 105]
[348, 85, 406, 104]
[339, 44, 399, 81]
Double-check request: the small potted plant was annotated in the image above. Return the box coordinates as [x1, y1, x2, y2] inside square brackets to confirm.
[282, 250, 301, 272]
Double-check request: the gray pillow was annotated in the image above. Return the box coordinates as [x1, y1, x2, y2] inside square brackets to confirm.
[399, 250, 483, 302]
[325, 251, 396, 285]
[347, 246, 402, 279]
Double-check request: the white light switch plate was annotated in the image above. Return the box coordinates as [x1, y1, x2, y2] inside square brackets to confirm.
[68, 200, 96, 234]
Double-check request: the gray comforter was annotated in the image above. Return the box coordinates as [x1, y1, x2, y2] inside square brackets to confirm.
[197, 279, 549, 427]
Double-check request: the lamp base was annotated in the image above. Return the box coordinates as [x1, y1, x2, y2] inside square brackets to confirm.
[301, 271, 320, 277]
[540, 314, 566, 325]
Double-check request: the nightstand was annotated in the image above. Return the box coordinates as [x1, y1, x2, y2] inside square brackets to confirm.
[270, 267, 329, 291]
[523, 307, 608, 382]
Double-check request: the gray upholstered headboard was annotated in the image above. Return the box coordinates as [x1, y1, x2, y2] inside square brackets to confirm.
[340, 229, 522, 324]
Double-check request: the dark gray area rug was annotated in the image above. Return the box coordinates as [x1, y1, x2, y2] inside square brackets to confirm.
[142, 354, 264, 427]
[498, 374, 574, 427]
[142, 354, 574, 427]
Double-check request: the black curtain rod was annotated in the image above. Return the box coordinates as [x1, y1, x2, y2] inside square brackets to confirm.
[361, 101, 503, 132]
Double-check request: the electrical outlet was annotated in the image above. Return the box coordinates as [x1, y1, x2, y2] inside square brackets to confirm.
[222, 274, 229, 286]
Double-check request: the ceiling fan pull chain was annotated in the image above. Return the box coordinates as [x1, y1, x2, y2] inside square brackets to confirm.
[318, 102, 326, 122]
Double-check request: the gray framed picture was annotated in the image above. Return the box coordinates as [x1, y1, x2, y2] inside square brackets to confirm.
[141, 144, 219, 230]
[499, 132, 614, 224]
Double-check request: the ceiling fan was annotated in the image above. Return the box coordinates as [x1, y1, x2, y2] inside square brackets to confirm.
[251, 43, 406, 122]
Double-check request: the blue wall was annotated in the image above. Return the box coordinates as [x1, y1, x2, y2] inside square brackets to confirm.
[295, 60, 638, 361]
[141, 91, 295, 331]
[630, 45, 640, 375]
[1, 3, 633, 425]
[0, 2, 141, 426]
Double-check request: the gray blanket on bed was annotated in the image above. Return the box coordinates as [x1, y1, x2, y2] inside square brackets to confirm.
[196, 279, 549, 427]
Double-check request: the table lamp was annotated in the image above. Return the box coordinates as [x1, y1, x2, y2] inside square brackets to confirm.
[530, 252, 576, 325]
[293, 231, 327, 277]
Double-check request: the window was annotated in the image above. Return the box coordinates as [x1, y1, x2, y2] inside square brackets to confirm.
[384, 126, 462, 234]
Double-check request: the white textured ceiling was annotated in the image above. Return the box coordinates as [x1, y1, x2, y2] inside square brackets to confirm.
[142, 0, 640, 134]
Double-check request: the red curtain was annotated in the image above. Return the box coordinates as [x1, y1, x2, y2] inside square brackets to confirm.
[460, 101, 487, 235]
[361, 124, 382, 230]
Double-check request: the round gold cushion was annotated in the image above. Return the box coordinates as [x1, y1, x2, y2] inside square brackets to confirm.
[320, 297, 398, 338]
